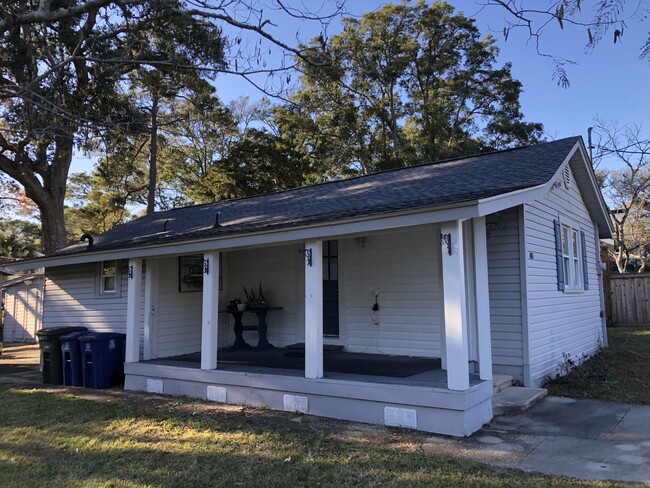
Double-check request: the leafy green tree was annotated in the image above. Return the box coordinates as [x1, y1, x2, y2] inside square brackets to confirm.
[0, 1, 345, 251]
[0, 1, 221, 253]
[0, 220, 41, 264]
[64, 169, 144, 242]
[158, 98, 316, 204]
[156, 97, 240, 206]
[277, 0, 543, 174]
[221, 128, 316, 197]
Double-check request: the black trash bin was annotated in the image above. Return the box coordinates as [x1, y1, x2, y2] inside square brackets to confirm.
[79, 333, 126, 389]
[60, 331, 88, 386]
[36, 327, 88, 384]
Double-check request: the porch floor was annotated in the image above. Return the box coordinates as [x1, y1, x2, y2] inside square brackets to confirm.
[142, 346, 482, 389]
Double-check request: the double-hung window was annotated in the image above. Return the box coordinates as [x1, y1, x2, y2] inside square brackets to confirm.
[100, 260, 118, 295]
[554, 219, 589, 292]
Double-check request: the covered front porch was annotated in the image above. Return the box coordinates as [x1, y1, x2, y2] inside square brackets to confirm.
[122, 217, 495, 436]
[141, 346, 451, 384]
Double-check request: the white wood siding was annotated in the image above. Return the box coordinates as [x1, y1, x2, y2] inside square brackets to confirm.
[154, 257, 203, 358]
[486, 208, 524, 382]
[43, 262, 145, 355]
[44, 263, 129, 332]
[524, 165, 603, 386]
[225, 245, 301, 348]
[343, 228, 442, 357]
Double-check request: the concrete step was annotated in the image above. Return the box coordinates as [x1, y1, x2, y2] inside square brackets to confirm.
[492, 374, 514, 394]
[492, 386, 548, 416]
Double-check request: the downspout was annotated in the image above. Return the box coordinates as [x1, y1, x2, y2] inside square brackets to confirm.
[595, 224, 609, 348]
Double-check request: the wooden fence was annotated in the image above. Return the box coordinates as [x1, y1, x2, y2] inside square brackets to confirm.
[609, 273, 650, 326]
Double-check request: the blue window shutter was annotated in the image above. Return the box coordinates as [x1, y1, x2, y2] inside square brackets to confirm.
[554, 219, 565, 291]
[581, 230, 589, 290]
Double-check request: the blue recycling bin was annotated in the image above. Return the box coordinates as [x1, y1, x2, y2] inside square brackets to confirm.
[60, 331, 87, 386]
[79, 333, 126, 389]
[36, 327, 87, 384]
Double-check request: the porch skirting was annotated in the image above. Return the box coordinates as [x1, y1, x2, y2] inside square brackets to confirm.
[124, 363, 493, 436]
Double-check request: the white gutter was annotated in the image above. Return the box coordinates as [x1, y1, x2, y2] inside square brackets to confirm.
[7, 200, 483, 271]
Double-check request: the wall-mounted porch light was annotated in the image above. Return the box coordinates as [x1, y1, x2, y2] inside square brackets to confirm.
[298, 248, 313, 267]
[440, 233, 452, 255]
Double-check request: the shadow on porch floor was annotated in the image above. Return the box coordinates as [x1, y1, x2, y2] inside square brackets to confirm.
[169, 346, 442, 378]
[142, 347, 484, 388]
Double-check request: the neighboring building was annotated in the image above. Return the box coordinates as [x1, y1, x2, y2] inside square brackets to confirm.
[8, 137, 611, 436]
[1, 273, 45, 343]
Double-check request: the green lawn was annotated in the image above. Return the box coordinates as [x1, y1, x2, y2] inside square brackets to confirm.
[0, 385, 620, 488]
[546, 326, 650, 404]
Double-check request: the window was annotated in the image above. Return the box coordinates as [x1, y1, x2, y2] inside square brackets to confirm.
[561, 225, 581, 290]
[554, 219, 589, 292]
[100, 260, 117, 294]
[322, 240, 338, 281]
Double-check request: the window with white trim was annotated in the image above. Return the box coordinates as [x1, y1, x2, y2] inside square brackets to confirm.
[100, 260, 118, 294]
[554, 218, 589, 293]
[561, 225, 581, 290]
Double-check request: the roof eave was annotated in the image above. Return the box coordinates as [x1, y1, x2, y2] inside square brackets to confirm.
[477, 183, 548, 216]
[6, 200, 483, 271]
[571, 139, 614, 238]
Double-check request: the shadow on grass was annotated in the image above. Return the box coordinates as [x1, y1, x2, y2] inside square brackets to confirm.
[0, 386, 614, 488]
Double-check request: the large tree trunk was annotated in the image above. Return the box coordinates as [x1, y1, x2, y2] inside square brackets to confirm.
[0, 137, 73, 255]
[147, 95, 159, 215]
[39, 198, 69, 255]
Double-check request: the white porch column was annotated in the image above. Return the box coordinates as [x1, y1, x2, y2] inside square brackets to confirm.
[201, 251, 220, 370]
[441, 221, 470, 391]
[143, 258, 160, 360]
[125, 258, 143, 363]
[473, 217, 493, 381]
[304, 240, 323, 379]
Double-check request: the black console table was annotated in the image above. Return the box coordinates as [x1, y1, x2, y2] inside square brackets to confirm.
[222, 307, 282, 351]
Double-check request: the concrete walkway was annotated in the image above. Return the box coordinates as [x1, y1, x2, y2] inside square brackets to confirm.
[438, 395, 650, 484]
[0, 343, 41, 381]
[1, 345, 649, 484]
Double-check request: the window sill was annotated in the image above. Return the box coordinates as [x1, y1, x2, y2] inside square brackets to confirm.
[96, 291, 120, 298]
[563, 288, 585, 295]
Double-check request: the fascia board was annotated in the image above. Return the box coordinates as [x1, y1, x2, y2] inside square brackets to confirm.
[7, 201, 481, 271]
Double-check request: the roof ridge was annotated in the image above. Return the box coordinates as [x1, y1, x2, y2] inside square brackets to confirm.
[149, 136, 582, 218]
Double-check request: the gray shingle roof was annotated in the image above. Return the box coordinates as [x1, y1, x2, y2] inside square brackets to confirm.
[56, 137, 580, 256]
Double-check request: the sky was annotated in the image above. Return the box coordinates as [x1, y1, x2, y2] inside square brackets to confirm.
[70, 0, 649, 174]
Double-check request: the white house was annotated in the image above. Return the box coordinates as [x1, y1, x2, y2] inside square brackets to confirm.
[9, 137, 611, 436]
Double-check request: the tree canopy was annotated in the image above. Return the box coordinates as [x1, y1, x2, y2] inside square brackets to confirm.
[274, 1, 543, 175]
[1, 0, 544, 258]
[0, 0, 231, 253]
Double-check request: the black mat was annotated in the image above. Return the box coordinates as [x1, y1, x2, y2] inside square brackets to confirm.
[170, 348, 441, 378]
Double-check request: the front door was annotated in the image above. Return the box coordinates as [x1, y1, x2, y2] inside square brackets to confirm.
[323, 240, 339, 336]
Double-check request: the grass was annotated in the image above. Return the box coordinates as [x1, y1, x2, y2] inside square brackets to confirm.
[546, 326, 650, 404]
[0, 385, 620, 488]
